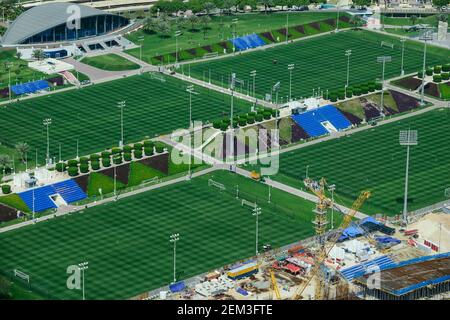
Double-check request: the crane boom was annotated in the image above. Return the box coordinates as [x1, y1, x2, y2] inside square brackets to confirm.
[270, 269, 281, 300]
[293, 189, 371, 300]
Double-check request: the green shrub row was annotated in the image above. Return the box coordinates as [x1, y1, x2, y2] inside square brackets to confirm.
[1, 184, 11, 194]
[328, 81, 381, 102]
[213, 108, 279, 131]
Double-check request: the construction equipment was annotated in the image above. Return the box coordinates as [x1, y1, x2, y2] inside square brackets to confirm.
[293, 181, 371, 300]
[270, 269, 281, 300]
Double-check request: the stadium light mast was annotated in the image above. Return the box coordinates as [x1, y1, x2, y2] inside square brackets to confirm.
[345, 50, 351, 97]
[117, 100, 126, 147]
[419, 30, 433, 106]
[328, 184, 336, 229]
[399, 130, 418, 226]
[377, 56, 392, 116]
[138, 36, 144, 73]
[230, 73, 236, 163]
[43, 118, 52, 165]
[7, 62, 12, 102]
[288, 64, 295, 102]
[285, 11, 290, 44]
[174, 30, 182, 64]
[400, 37, 406, 76]
[186, 84, 196, 129]
[336, 1, 340, 31]
[231, 18, 238, 55]
[250, 70, 256, 104]
[253, 207, 261, 256]
[169, 233, 180, 283]
[78, 261, 88, 301]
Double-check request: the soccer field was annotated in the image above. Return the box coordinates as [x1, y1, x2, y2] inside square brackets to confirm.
[188, 30, 450, 100]
[0, 171, 323, 300]
[267, 109, 450, 216]
[0, 73, 251, 162]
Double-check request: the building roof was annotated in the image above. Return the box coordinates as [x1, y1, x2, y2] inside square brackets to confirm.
[1, 3, 116, 45]
[355, 252, 450, 296]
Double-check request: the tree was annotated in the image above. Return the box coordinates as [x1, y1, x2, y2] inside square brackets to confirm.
[0, 0, 24, 21]
[0, 154, 11, 173]
[432, 0, 449, 11]
[222, 0, 236, 14]
[187, 14, 200, 31]
[155, 18, 171, 38]
[352, 0, 371, 8]
[15, 142, 29, 163]
[203, 1, 217, 14]
[143, 17, 158, 34]
[437, 13, 448, 22]
[349, 15, 364, 29]
[32, 49, 45, 61]
[410, 14, 418, 26]
[200, 15, 211, 39]
[259, 0, 274, 14]
[15, 51, 22, 60]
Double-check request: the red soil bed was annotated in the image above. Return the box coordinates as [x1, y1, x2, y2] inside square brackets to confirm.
[291, 122, 309, 142]
[363, 103, 381, 120]
[389, 90, 420, 112]
[277, 28, 291, 37]
[218, 41, 229, 49]
[99, 163, 131, 185]
[338, 109, 362, 125]
[202, 45, 213, 53]
[73, 175, 89, 193]
[0, 203, 18, 222]
[339, 16, 350, 23]
[186, 48, 197, 56]
[424, 82, 440, 98]
[294, 25, 305, 34]
[324, 19, 336, 27]
[260, 32, 276, 42]
[309, 22, 321, 31]
[395, 77, 422, 91]
[139, 152, 169, 175]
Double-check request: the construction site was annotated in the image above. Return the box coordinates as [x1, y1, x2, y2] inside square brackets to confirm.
[138, 178, 450, 301]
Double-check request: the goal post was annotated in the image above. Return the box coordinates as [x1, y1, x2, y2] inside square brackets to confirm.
[380, 41, 394, 49]
[150, 72, 166, 82]
[241, 199, 257, 209]
[208, 179, 225, 191]
[14, 269, 30, 283]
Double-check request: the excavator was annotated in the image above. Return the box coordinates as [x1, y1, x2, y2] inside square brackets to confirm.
[292, 178, 371, 300]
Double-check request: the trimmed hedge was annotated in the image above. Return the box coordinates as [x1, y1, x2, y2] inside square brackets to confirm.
[213, 120, 221, 129]
[329, 93, 338, 102]
[443, 63, 450, 72]
[155, 143, 165, 153]
[102, 158, 111, 167]
[417, 71, 424, 78]
[239, 119, 247, 127]
[442, 73, 449, 80]
[263, 111, 272, 120]
[112, 147, 122, 155]
[79, 157, 89, 165]
[434, 65, 441, 74]
[144, 140, 154, 148]
[433, 74, 442, 83]
[134, 143, 143, 151]
[68, 167, 78, 177]
[67, 159, 78, 167]
[346, 89, 353, 98]
[101, 151, 111, 158]
[144, 146, 154, 156]
[375, 82, 382, 90]
[90, 154, 101, 162]
[124, 152, 132, 161]
[338, 91, 345, 100]
[113, 156, 122, 165]
[91, 161, 100, 170]
[426, 68, 433, 76]
[80, 163, 89, 174]
[123, 145, 133, 153]
[1, 184, 11, 194]
[56, 162, 66, 172]
[353, 87, 362, 96]
[134, 150, 143, 159]
[255, 114, 263, 122]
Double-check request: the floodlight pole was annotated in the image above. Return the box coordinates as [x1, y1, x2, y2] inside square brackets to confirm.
[232, 19, 238, 55]
[78, 262, 88, 301]
[377, 56, 392, 115]
[43, 118, 52, 165]
[7, 63, 12, 102]
[328, 184, 336, 229]
[175, 31, 181, 64]
[336, 3, 340, 31]
[288, 64, 295, 102]
[285, 11, 289, 44]
[230, 73, 236, 163]
[345, 50, 351, 97]
[399, 130, 418, 226]
[253, 207, 261, 256]
[170, 233, 180, 283]
[400, 38, 406, 76]
[419, 31, 433, 106]
[113, 164, 117, 199]
[117, 101, 126, 147]
[138, 36, 144, 73]
[250, 70, 256, 104]
[305, 164, 309, 179]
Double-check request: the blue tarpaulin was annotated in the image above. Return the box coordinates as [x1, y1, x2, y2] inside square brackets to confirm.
[169, 281, 185, 293]
[11, 80, 49, 95]
[338, 225, 364, 242]
[236, 288, 248, 296]
[375, 236, 401, 244]
[360, 216, 381, 226]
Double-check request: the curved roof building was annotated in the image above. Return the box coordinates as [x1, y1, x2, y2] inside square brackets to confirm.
[1, 2, 129, 46]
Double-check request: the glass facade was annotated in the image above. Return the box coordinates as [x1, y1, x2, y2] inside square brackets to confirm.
[20, 14, 128, 44]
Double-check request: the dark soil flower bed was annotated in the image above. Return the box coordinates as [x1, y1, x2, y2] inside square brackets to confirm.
[99, 163, 131, 185]
[363, 103, 381, 120]
[47, 76, 64, 87]
[218, 41, 230, 49]
[139, 152, 169, 175]
[0, 87, 9, 98]
[424, 82, 440, 98]
[338, 109, 362, 125]
[202, 45, 213, 53]
[394, 77, 422, 91]
[294, 25, 305, 34]
[260, 32, 276, 42]
[0, 203, 18, 222]
[291, 123, 309, 142]
[340, 16, 350, 23]
[324, 19, 336, 27]
[186, 48, 197, 56]
[153, 55, 164, 62]
[309, 22, 321, 31]
[277, 28, 290, 37]
[73, 174, 89, 193]
[389, 90, 420, 112]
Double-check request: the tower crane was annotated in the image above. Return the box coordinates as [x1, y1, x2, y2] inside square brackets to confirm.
[293, 179, 370, 300]
[269, 269, 281, 300]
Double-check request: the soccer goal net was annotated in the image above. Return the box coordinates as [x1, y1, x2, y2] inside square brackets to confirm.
[380, 41, 394, 49]
[14, 269, 30, 283]
[208, 179, 225, 191]
[241, 199, 257, 209]
[203, 52, 219, 59]
[150, 72, 166, 82]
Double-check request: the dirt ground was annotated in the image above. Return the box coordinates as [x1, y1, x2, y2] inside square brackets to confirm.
[408, 212, 450, 252]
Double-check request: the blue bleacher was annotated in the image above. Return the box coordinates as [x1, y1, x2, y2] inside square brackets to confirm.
[291, 105, 352, 138]
[340, 255, 395, 281]
[19, 179, 87, 213]
[11, 80, 50, 95]
[231, 34, 266, 51]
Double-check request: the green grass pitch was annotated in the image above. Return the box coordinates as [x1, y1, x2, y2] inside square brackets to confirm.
[0, 73, 251, 162]
[187, 30, 449, 100]
[0, 170, 335, 300]
[263, 109, 450, 216]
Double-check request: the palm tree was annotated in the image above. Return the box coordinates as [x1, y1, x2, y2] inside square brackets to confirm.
[188, 14, 200, 31]
[32, 49, 45, 61]
[156, 19, 171, 38]
[15, 142, 29, 163]
[0, 154, 11, 175]
[203, 2, 217, 15]
[349, 15, 363, 30]
[143, 17, 157, 34]
[410, 15, 418, 26]
[15, 51, 22, 60]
